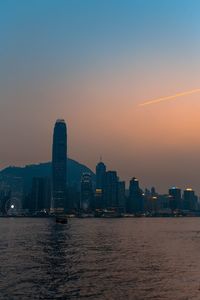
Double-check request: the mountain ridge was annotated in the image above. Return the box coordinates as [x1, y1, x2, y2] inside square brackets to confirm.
[0, 158, 95, 192]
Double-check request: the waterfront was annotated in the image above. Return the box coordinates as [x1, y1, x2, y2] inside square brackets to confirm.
[1, 218, 200, 299]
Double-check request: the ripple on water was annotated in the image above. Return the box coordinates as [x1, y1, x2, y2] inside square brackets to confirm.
[1, 218, 200, 299]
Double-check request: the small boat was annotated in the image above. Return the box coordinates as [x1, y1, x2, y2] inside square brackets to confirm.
[55, 216, 68, 224]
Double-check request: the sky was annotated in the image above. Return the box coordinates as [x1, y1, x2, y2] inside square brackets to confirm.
[1, 0, 200, 193]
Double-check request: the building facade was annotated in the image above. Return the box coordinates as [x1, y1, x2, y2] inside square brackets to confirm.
[95, 161, 106, 209]
[128, 177, 143, 213]
[51, 119, 67, 213]
[104, 171, 118, 209]
[80, 173, 94, 212]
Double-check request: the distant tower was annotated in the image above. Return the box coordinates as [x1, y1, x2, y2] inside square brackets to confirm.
[183, 188, 197, 211]
[80, 173, 94, 212]
[117, 181, 126, 213]
[104, 171, 118, 209]
[128, 177, 143, 213]
[51, 119, 67, 213]
[95, 161, 106, 209]
[168, 187, 182, 210]
[31, 177, 51, 212]
[96, 161, 106, 190]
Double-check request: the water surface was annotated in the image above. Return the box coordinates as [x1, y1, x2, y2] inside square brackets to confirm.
[1, 218, 200, 299]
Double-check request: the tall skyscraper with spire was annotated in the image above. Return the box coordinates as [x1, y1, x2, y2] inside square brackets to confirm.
[96, 160, 106, 190]
[95, 160, 106, 208]
[51, 119, 67, 213]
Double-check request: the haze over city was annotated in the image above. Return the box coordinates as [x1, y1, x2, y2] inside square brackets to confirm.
[1, 0, 200, 193]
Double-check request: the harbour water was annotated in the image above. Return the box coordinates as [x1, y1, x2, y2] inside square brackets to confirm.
[1, 218, 200, 299]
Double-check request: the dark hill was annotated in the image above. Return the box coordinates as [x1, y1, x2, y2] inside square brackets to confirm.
[0, 158, 95, 192]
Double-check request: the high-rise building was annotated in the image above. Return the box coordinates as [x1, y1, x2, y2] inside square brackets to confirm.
[80, 173, 94, 212]
[183, 188, 198, 211]
[104, 171, 118, 209]
[117, 181, 126, 213]
[51, 119, 67, 214]
[31, 177, 51, 212]
[96, 161, 106, 189]
[95, 161, 106, 209]
[169, 187, 182, 210]
[0, 186, 11, 215]
[128, 177, 143, 213]
[67, 185, 80, 212]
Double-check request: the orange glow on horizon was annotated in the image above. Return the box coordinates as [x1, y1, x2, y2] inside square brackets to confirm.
[139, 88, 200, 106]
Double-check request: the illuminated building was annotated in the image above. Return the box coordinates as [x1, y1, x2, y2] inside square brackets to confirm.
[95, 188, 103, 209]
[169, 187, 182, 210]
[183, 188, 198, 211]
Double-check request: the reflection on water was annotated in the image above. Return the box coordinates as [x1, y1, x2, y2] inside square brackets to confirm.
[1, 218, 200, 299]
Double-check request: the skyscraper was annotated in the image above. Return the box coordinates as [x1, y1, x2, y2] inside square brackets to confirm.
[183, 188, 198, 211]
[169, 187, 182, 210]
[104, 171, 118, 209]
[31, 177, 51, 212]
[96, 161, 106, 190]
[80, 173, 94, 212]
[128, 177, 143, 213]
[51, 119, 67, 213]
[117, 181, 126, 213]
[95, 161, 106, 209]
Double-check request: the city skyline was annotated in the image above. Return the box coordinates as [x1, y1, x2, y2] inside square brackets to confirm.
[1, 2, 200, 300]
[0, 117, 199, 216]
[0, 117, 199, 197]
[1, 0, 200, 194]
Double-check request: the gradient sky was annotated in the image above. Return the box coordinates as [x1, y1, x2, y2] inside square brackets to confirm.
[1, 0, 200, 193]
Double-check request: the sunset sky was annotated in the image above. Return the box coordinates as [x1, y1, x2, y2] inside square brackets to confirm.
[1, 0, 200, 193]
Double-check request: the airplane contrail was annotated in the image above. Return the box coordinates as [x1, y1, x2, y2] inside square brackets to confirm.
[139, 88, 200, 106]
